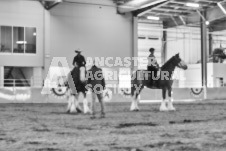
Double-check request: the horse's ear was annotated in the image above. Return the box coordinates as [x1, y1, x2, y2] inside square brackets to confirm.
[175, 53, 180, 57]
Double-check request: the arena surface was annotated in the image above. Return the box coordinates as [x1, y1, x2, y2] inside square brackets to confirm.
[1, 100, 226, 151]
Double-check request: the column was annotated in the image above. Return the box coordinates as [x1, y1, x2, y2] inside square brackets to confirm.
[132, 16, 138, 71]
[161, 28, 167, 64]
[200, 11, 208, 99]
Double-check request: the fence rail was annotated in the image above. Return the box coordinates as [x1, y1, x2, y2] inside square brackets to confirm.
[0, 78, 43, 88]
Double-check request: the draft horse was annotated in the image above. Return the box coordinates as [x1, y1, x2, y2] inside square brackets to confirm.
[130, 53, 188, 111]
[66, 66, 91, 114]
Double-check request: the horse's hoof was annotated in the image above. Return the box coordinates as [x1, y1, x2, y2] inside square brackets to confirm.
[168, 107, 176, 111]
[160, 103, 168, 112]
[76, 108, 82, 113]
[84, 111, 92, 114]
[168, 103, 176, 111]
[130, 109, 139, 112]
[160, 107, 168, 112]
[99, 113, 105, 118]
[69, 110, 78, 114]
[160, 107, 168, 111]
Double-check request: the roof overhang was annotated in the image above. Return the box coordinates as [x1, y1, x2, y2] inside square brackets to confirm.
[39, 0, 62, 10]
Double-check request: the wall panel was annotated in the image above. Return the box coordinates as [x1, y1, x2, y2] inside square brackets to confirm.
[49, 3, 133, 69]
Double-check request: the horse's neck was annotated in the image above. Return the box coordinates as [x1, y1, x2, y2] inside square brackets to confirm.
[161, 63, 176, 78]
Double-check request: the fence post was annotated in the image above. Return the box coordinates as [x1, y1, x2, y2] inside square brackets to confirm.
[13, 79, 16, 97]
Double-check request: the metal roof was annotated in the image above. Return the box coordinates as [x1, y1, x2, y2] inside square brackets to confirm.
[18, 0, 226, 31]
[116, 0, 226, 31]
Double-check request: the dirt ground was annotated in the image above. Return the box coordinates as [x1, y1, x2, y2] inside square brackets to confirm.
[1, 101, 226, 151]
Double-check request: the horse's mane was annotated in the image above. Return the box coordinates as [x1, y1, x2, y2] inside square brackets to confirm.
[68, 66, 87, 93]
[161, 56, 175, 70]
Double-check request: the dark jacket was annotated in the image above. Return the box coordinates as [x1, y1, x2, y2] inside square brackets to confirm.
[73, 54, 86, 67]
[148, 54, 158, 67]
[86, 65, 105, 92]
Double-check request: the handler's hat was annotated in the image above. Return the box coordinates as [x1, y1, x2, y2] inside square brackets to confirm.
[75, 48, 81, 53]
[149, 48, 155, 52]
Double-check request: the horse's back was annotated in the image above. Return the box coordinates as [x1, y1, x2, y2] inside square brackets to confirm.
[132, 69, 163, 89]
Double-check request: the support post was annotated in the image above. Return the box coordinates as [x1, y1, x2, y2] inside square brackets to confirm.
[44, 9, 51, 80]
[161, 27, 167, 64]
[200, 11, 208, 99]
[208, 33, 213, 55]
[132, 16, 138, 71]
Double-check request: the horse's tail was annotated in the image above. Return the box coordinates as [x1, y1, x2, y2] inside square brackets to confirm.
[131, 70, 144, 97]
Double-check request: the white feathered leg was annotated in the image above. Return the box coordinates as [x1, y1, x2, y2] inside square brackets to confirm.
[83, 98, 91, 114]
[135, 95, 140, 111]
[75, 98, 82, 113]
[168, 97, 176, 111]
[66, 90, 72, 113]
[74, 94, 83, 113]
[69, 96, 77, 113]
[160, 99, 168, 111]
[130, 95, 136, 111]
[66, 95, 72, 113]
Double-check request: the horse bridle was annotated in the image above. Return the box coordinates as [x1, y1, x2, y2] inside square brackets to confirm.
[174, 56, 183, 69]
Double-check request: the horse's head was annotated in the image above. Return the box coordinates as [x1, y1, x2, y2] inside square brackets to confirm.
[173, 53, 188, 70]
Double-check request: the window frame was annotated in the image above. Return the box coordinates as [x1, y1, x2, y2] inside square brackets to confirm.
[0, 25, 37, 55]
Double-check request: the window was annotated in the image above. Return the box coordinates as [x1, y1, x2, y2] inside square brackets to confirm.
[25, 27, 36, 53]
[0, 25, 36, 54]
[0, 26, 12, 53]
[13, 27, 25, 53]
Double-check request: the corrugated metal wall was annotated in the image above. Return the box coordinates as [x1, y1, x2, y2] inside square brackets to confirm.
[138, 23, 163, 70]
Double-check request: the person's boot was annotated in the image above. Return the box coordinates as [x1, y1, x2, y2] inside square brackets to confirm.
[100, 112, 105, 118]
[90, 113, 96, 119]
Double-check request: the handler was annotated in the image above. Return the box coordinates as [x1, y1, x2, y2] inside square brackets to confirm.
[86, 60, 106, 119]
